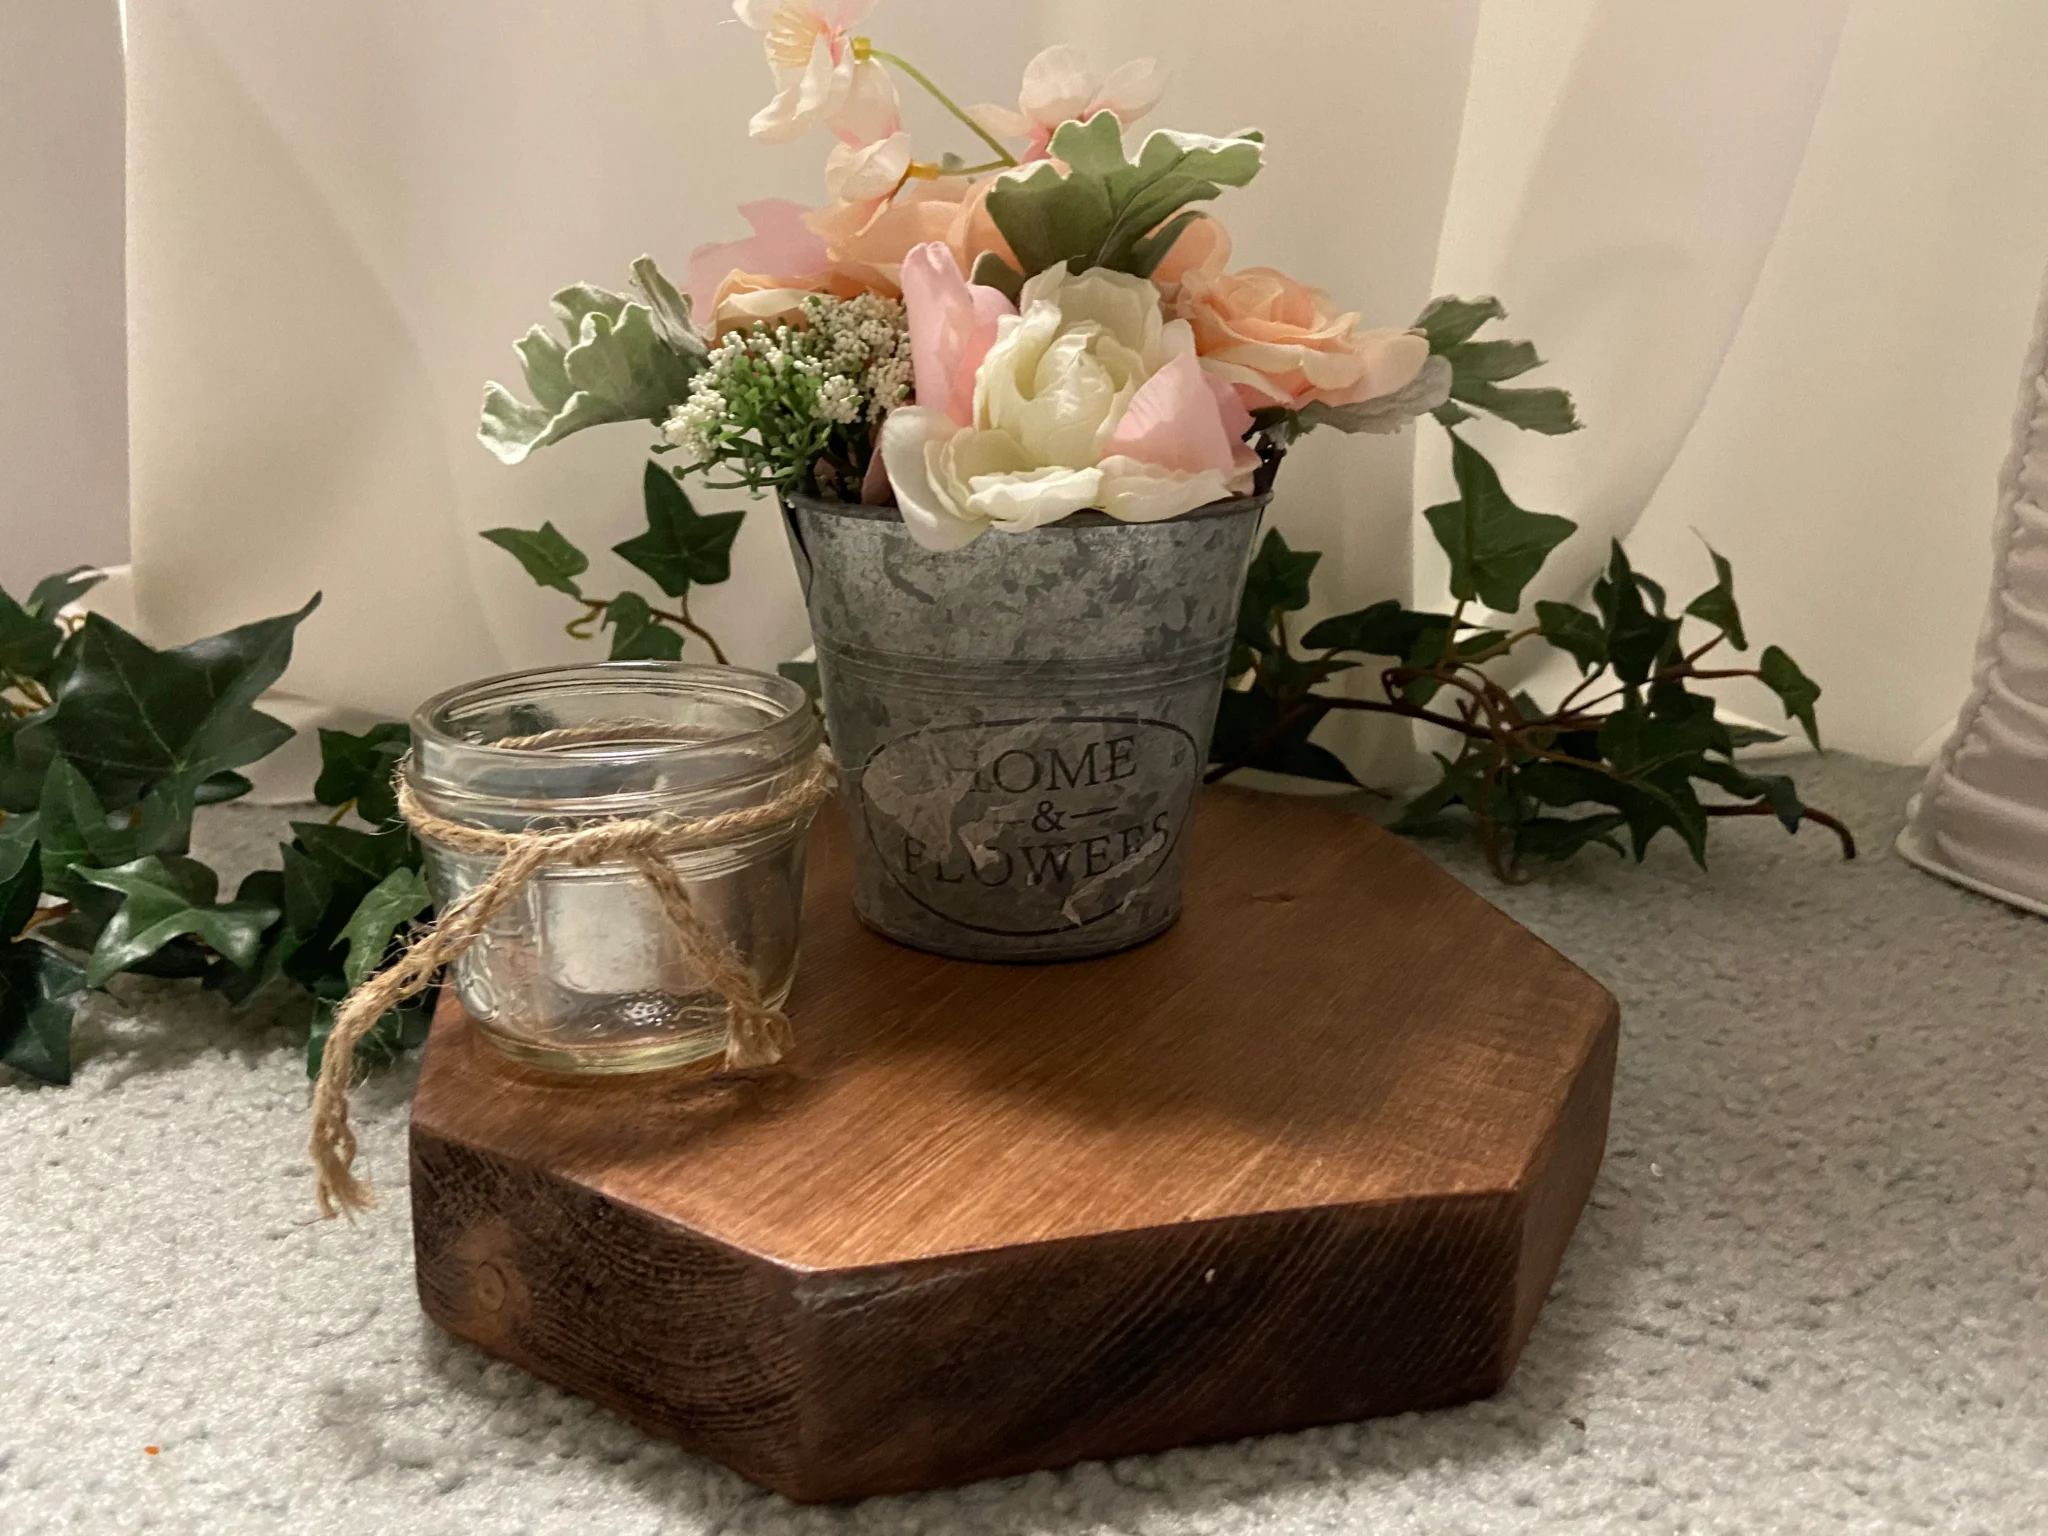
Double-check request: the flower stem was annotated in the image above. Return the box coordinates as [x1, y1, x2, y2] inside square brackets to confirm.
[866, 47, 1017, 167]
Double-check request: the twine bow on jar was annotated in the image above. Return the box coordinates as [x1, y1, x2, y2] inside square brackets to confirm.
[307, 738, 836, 1218]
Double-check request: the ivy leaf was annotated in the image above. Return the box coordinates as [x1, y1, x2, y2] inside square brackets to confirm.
[1415, 295, 1506, 350]
[1301, 600, 1450, 659]
[604, 592, 685, 662]
[305, 989, 435, 1078]
[1693, 759, 1805, 833]
[778, 658, 822, 709]
[10, 598, 316, 808]
[985, 114, 1265, 280]
[0, 935, 85, 1085]
[338, 866, 431, 989]
[35, 757, 135, 897]
[77, 855, 280, 987]
[1235, 530, 1319, 658]
[1592, 542, 1681, 686]
[1515, 813, 1628, 864]
[1683, 544, 1747, 651]
[1759, 646, 1822, 749]
[612, 463, 743, 598]
[314, 723, 410, 828]
[25, 566, 106, 622]
[0, 589, 64, 682]
[1536, 601, 1608, 675]
[481, 523, 589, 598]
[290, 822, 416, 890]
[1422, 433, 1576, 614]
[478, 261, 705, 465]
[1208, 690, 1357, 786]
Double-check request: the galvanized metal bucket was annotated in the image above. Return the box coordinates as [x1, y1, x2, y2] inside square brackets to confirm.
[782, 491, 1269, 961]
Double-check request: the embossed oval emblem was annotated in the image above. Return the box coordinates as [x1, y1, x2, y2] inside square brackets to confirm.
[859, 716, 1200, 935]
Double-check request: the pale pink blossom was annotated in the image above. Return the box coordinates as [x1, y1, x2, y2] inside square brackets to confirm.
[733, 0, 900, 145]
[970, 45, 1167, 160]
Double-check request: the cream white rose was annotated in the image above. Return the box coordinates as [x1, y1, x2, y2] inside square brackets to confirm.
[881, 262, 1258, 550]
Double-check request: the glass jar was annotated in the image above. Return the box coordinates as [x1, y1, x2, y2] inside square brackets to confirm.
[406, 662, 823, 1074]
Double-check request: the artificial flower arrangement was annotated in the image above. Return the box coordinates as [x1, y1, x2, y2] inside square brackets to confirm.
[478, 0, 1847, 904]
[0, 2, 1853, 1090]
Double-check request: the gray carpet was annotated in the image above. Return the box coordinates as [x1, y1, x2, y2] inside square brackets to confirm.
[3, 755, 2045, 1534]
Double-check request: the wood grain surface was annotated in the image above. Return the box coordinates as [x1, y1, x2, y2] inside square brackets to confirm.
[412, 788, 1618, 1501]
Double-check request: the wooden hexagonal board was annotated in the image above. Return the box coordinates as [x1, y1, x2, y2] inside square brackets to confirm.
[410, 788, 1618, 1502]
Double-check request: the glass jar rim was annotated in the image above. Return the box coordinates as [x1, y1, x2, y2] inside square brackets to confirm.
[407, 661, 818, 819]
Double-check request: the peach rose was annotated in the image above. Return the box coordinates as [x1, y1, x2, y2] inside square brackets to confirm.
[1149, 215, 1231, 296]
[1173, 266, 1429, 412]
[708, 264, 876, 336]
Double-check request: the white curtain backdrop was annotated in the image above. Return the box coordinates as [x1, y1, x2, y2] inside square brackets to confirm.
[1, 0, 128, 593]
[107, 0, 2048, 791]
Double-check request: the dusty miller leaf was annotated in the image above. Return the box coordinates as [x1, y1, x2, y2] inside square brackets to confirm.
[479, 260, 706, 465]
[985, 114, 1264, 280]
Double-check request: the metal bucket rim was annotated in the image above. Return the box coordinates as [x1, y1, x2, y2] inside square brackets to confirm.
[779, 489, 1272, 528]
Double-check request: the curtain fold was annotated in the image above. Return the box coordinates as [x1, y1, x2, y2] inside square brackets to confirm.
[114, 0, 2048, 794]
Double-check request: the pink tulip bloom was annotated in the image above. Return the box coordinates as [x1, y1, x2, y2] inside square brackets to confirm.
[898, 241, 1014, 427]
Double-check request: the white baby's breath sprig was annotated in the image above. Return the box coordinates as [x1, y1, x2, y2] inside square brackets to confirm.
[659, 291, 912, 494]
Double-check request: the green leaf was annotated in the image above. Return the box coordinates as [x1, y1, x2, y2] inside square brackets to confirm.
[1536, 601, 1608, 675]
[1683, 544, 1747, 651]
[603, 592, 685, 662]
[1235, 530, 1319, 655]
[1723, 722, 1787, 750]
[0, 588, 64, 682]
[77, 855, 280, 987]
[1301, 601, 1450, 659]
[1293, 357, 1453, 437]
[777, 658, 822, 709]
[1693, 759, 1805, 834]
[1422, 433, 1576, 614]
[314, 722, 410, 827]
[1207, 689, 1357, 786]
[1593, 542, 1681, 686]
[478, 261, 706, 464]
[1438, 339, 1544, 383]
[25, 566, 106, 622]
[35, 757, 135, 896]
[0, 938, 85, 1084]
[281, 843, 336, 938]
[1514, 813, 1628, 864]
[481, 523, 589, 598]
[612, 463, 744, 598]
[337, 866, 431, 989]
[1758, 646, 1822, 749]
[10, 598, 316, 808]
[1448, 380, 1582, 435]
[969, 251, 1025, 304]
[290, 822, 415, 889]
[1415, 295, 1506, 350]
[305, 988, 434, 1078]
[1, 837, 41, 938]
[985, 114, 1264, 280]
